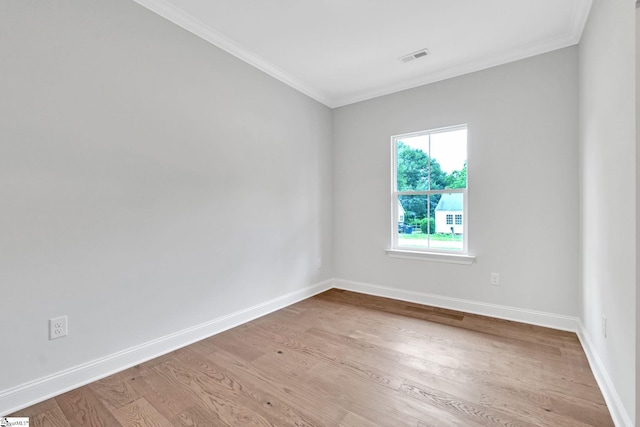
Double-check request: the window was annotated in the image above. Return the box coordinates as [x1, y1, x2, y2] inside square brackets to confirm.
[391, 125, 468, 253]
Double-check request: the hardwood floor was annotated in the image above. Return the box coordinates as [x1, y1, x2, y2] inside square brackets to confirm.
[11, 289, 613, 426]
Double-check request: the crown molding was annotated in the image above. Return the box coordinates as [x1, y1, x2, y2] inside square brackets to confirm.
[569, 0, 593, 44]
[132, 0, 333, 107]
[132, 0, 592, 109]
[333, 0, 593, 107]
[333, 36, 573, 108]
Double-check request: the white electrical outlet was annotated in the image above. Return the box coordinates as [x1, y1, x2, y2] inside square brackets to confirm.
[490, 272, 500, 286]
[602, 315, 607, 338]
[49, 316, 68, 340]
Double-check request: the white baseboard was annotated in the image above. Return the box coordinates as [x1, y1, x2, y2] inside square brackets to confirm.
[333, 278, 581, 332]
[3, 277, 631, 427]
[333, 278, 632, 426]
[0, 279, 334, 416]
[577, 326, 633, 427]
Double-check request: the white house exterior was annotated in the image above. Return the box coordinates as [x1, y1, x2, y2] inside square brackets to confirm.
[435, 193, 463, 234]
[398, 201, 405, 224]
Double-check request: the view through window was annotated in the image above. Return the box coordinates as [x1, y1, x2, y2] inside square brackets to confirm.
[392, 125, 467, 252]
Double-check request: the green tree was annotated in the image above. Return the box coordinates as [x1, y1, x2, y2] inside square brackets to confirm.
[419, 217, 436, 234]
[397, 142, 447, 219]
[396, 142, 448, 191]
[445, 162, 467, 189]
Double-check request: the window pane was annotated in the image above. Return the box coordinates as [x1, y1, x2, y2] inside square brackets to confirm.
[397, 193, 463, 251]
[430, 128, 467, 190]
[397, 194, 430, 249]
[432, 193, 464, 251]
[396, 135, 429, 191]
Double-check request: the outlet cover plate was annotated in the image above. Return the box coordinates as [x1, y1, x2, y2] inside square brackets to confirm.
[49, 316, 68, 340]
[490, 273, 500, 286]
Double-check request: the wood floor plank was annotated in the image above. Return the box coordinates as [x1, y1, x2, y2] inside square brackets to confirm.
[480, 387, 608, 427]
[178, 347, 345, 426]
[209, 347, 352, 425]
[207, 325, 268, 363]
[31, 403, 72, 427]
[11, 289, 614, 426]
[54, 387, 123, 427]
[306, 294, 610, 410]
[89, 372, 142, 410]
[172, 405, 226, 427]
[150, 357, 272, 426]
[111, 398, 172, 427]
[249, 352, 425, 427]
[245, 329, 488, 427]
[400, 378, 539, 427]
[11, 397, 61, 419]
[125, 365, 195, 422]
[305, 321, 584, 424]
[338, 411, 382, 427]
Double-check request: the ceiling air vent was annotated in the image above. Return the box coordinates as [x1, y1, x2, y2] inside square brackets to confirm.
[400, 49, 430, 63]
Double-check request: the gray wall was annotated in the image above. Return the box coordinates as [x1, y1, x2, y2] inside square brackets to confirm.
[579, 0, 637, 422]
[0, 0, 333, 392]
[333, 47, 580, 316]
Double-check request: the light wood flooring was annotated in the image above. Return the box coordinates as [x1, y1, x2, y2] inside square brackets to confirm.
[12, 289, 613, 426]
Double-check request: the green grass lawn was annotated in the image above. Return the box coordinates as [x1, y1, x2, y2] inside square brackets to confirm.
[399, 232, 462, 241]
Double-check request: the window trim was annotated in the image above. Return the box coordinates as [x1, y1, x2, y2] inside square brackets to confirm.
[389, 125, 472, 260]
[385, 248, 476, 265]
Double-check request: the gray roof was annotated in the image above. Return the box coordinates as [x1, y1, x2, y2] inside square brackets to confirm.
[435, 193, 463, 211]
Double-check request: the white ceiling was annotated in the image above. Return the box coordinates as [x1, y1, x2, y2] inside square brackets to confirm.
[133, 0, 593, 108]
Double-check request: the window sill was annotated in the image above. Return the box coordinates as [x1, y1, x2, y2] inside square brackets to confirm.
[386, 249, 476, 265]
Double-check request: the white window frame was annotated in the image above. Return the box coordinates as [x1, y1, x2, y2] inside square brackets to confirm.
[387, 125, 474, 264]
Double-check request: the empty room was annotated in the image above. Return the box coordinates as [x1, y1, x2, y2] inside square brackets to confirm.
[1, 0, 637, 426]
